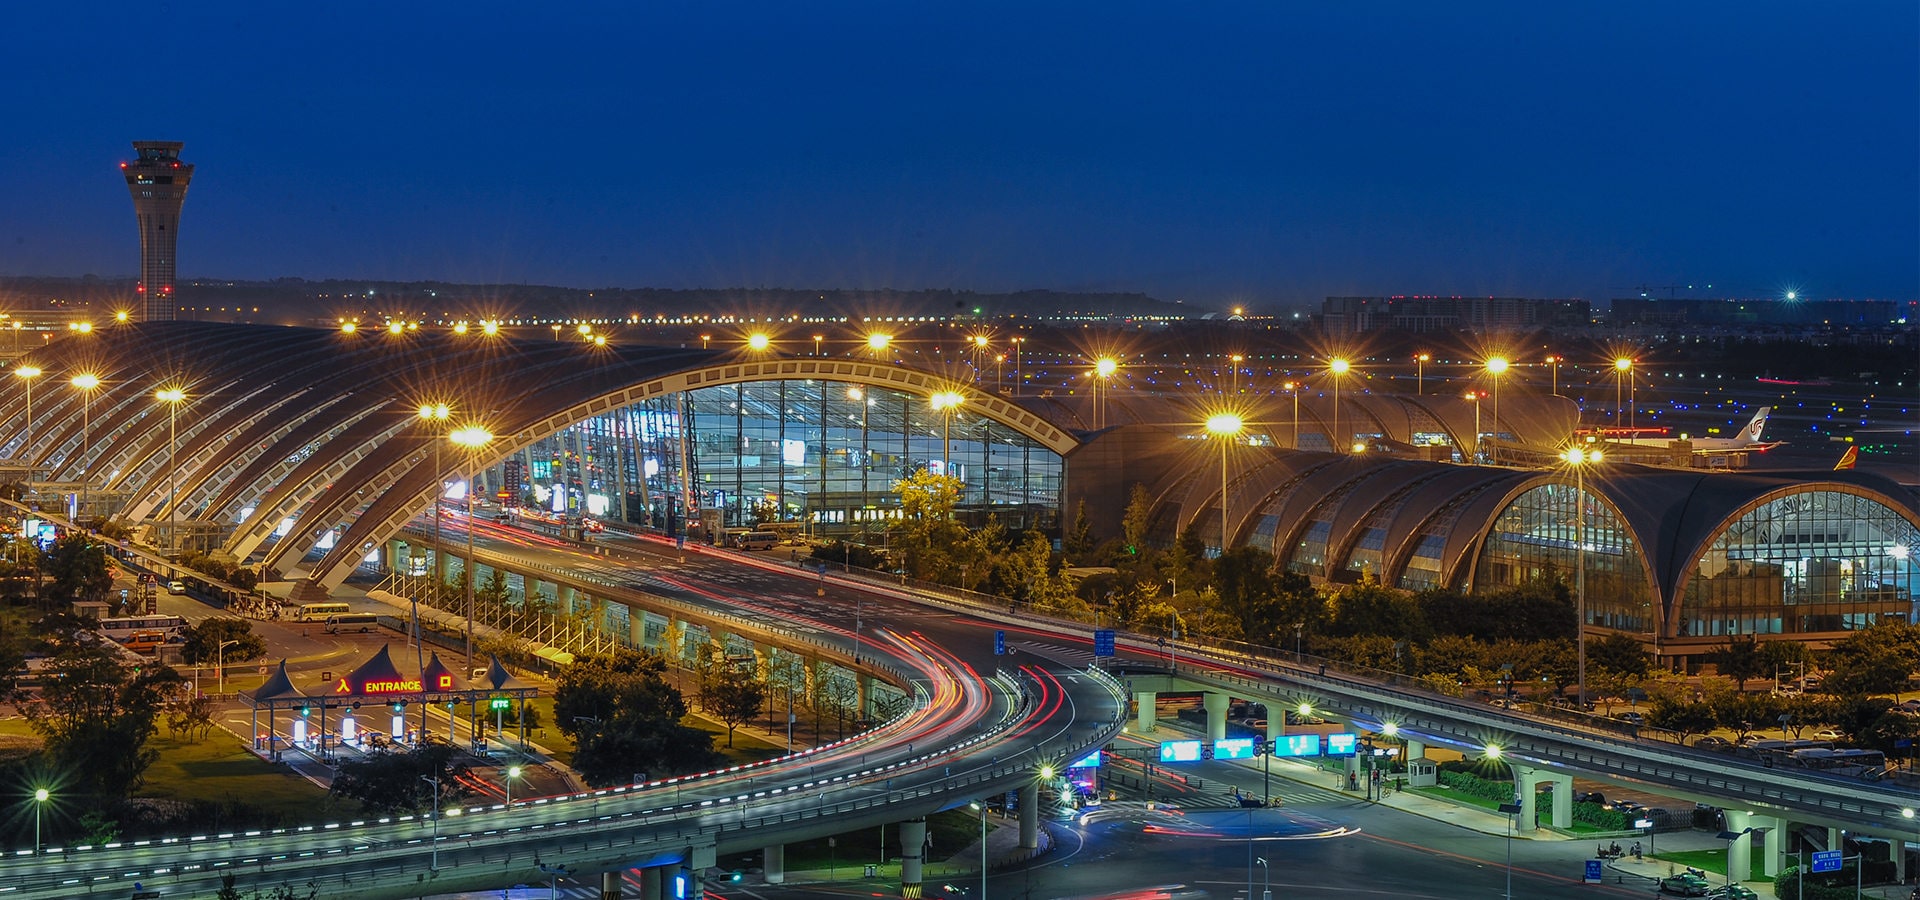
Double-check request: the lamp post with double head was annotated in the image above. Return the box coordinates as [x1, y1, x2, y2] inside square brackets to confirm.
[1563, 445, 1604, 709]
[1093, 358, 1117, 429]
[1415, 353, 1429, 396]
[1613, 357, 1633, 428]
[1485, 356, 1509, 463]
[32, 787, 49, 853]
[450, 425, 495, 676]
[417, 404, 450, 638]
[216, 638, 240, 693]
[931, 391, 964, 497]
[1487, 745, 1521, 900]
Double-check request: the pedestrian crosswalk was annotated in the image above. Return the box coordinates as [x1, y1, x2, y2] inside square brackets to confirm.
[1010, 639, 1100, 667]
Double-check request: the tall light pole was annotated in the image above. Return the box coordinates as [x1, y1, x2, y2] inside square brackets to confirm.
[971, 801, 988, 899]
[417, 404, 450, 684]
[1415, 353, 1430, 396]
[1613, 357, 1633, 428]
[1010, 336, 1024, 396]
[14, 366, 41, 466]
[1093, 358, 1117, 429]
[1466, 391, 1482, 463]
[1487, 746, 1521, 900]
[70, 373, 100, 515]
[1283, 381, 1299, 449]
[747, 332, 772, 352]
[421, 774, 441, 871]
[32, 787, 48, 853]
[931, 391, 963, 487]
[1544, 355, 1560, 396]
[504, 764, 522, 805]
[1206, 414, 1243, 553]
[1564, 445, 1603, 709]
[156, 388, 186, 553]
[451, 425, 494, 676]
[1328, 359, 1350, 452]
[1229, 354, 1243, 395]
[1255, 856, 1271, 900]
[1715, 827, 1754, 892]
[216, 638, 240, 693]
[1485, 357, 1509, 464]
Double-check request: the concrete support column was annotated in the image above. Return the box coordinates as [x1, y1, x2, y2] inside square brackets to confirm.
[1725, 810, 1755, 885]
[763, 844, 785, 885]
[1826, 826, 1841, 852]
[640, 865, 663, 900]
[1265, 709, 1285, 745]
[1404, 739, 1425, 760]
[1756, 816, 1787, 878]
[1513, 766, 1540, 833]
[1895, 835, 1909, 883]
[1202, 692, 1230, 742]
[629, 605, 645, 648]
[1134, 691, 1157, 732]
[387, 538, 407, 573]
[898, 818, 928, 898]
[600, 869, 622, 900]
[1545, 772, 1572, 829]
[1018, 782, 1039, 849]
[559, 583, 577, 614]
[857, 675, 871, 720]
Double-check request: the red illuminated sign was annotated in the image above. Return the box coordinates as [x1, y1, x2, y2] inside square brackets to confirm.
[335, 678, 423, 695]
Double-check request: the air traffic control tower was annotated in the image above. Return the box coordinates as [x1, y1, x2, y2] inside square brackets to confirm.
[121, 141, 194, 321]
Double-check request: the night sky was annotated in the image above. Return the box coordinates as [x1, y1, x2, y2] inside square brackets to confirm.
[2, 2, 1914, 309]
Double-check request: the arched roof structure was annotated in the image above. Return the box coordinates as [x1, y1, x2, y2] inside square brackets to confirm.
[0, 322, 1080, 594]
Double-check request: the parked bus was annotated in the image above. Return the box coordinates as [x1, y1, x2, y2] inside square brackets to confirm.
[297, 602, 352, 622]
[324, 613, 381, 634]
[99, 615, 189, 642]
[124, 630, 173, 654]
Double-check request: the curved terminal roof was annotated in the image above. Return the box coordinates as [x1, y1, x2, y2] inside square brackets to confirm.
[0, 322, 1080, 594]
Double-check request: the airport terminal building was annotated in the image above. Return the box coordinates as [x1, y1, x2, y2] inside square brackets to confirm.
[0, 322, 1912, 660]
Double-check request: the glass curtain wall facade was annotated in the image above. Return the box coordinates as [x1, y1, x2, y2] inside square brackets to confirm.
[1677, 490, 1918, 636]
[1473, 483, 1653, 632]
[512, 380, 1063, 542]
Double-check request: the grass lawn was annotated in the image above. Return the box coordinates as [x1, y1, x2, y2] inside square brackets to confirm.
[1408, 785, 1610, 833]
[513, 695, 788, 770]
[139, 729, 336, 820]
[1653, 849, 1772, 883]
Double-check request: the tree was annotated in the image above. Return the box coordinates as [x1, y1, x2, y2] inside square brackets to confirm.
[1327, 581, 1428, 642]
[180, 618, 267, 665]
[40, 533, 113, 604]
[1120, 484, 1152, 557]
[813, 671, 862, 739]
[1063, 500, 1094, 563]
[1587, 633, 1651, 678]
[19, 636, 183, 799]
[1821, 624, 1919, 698]
[328, 736, 466, 814]
[708, 660, 766, 748]
[1706, 637, 1767, 692]
[553, 649, 718, 787]
[166, 694, 219, 742]
[1645, 697, 1715, 743]
[1711, 692, 1781, 742]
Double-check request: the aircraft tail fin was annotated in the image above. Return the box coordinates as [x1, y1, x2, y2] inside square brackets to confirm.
[1834, 445, 1858, 470]
[1744, 407, 1770, 443]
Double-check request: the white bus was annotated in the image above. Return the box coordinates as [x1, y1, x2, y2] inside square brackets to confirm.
[297, 602, 352, 622]
[99, 615, 189, 641]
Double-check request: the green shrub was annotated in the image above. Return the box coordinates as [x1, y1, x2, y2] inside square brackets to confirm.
[1436, 769, 1516, 805]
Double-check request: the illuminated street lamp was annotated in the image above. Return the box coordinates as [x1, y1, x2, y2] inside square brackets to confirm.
[1205, 413, 1243, 553]
[812, 334, 824, 357]
[866, 332, 893, 356]
[1415, 353, 1430, 396]
[71, 373, 101, 512]
[156, 388, 187, 553]
[1544, 355, 1560, 396]
[747, 332, 772, 352]
[1485, 357, 1509, 464]
[1229, 354, 1244, 395]
[1009, 336, 1025, 396]
[1465, 392, 1482, 463]
[1486, 745, 1522, 900]
[14, 365, 42, 464]
[930, 392, 965, 489]
[504, 764, 523, 806]
[482, 320, 501, 336]
[1328, 359, 1350, 452]
[340, 321, 358, 334]
[32, 787, 49, 853]
[1563, 446, 1604, 709]
[451, 425, 495, 675]
[1093, 357, 1118, 429]
[1613, 357, 1634, 429]
[418, 404, 452, 648]
[1282, 381, 1300, 449]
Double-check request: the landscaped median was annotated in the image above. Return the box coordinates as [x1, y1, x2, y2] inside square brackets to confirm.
[1407, 765, 1633, 836]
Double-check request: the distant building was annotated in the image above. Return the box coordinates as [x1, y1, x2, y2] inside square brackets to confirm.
[1607, 298, 1904, 328]
[122, 141, 195, 321]
[1321, 296, 1590, 336]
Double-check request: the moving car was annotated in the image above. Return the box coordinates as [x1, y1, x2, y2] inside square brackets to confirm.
[1693, 736, 1734, 752]
[166, 580, 187, 595]
[1659, 871, 1711, 896]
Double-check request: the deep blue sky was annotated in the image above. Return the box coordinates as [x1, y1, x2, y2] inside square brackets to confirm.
[2, 2, 1914, 310]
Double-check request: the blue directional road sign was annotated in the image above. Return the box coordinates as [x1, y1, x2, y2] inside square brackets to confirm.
[1584, 859, 1602, 883]
[1811, 850, 1842, 873]
[994, 630, 1006, 655]
[1093, 629, 1115, 657]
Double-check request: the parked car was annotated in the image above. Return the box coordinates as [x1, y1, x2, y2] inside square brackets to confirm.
[1706, 885, 1758, 900]
[1813, 728, 1845, 742]
[1615, 711, 1645, 726]
[1659, 871, 1712, 896]
[1574, 790, 1606, 805]
[1693, 736, 1734, 752]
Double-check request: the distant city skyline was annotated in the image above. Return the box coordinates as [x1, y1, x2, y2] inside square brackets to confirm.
[0, 4, 1913, 310]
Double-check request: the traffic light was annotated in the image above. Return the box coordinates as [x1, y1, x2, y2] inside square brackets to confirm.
[392, 701, 407, 713]
[299, 705, 311, 717]
[351, 701, 362, 711]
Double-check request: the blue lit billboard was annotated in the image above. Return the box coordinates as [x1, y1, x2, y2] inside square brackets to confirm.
[1067, 750, 1102, 770]
[1158, 740, 1202, 763]
[1273, 733, 1321, 757]
[1212, 738, 1257, 760]
[1326, 732, 1358, 756]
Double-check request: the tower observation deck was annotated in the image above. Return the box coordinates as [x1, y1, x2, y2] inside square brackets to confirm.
[121, 141, 194, 321]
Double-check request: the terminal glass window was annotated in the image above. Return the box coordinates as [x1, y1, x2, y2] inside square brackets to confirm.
[1473, 483, 1652, 632]
[1678, 490, 1918, 637]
